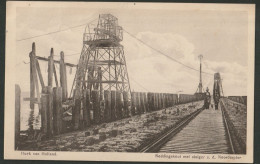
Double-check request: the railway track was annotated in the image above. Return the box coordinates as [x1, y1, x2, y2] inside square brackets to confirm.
[140, 99, 237, 154]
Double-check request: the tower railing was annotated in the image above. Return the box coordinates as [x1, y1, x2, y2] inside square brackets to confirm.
[83, 14, 123, 44]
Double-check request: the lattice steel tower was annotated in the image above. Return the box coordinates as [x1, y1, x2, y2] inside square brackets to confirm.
[196, 54, 204, 94]
[72, 14, 131, 99]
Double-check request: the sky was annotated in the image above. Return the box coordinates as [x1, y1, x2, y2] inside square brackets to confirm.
[15, 3, 249, 96]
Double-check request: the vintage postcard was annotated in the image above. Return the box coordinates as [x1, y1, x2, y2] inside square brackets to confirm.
[5, 1, 255, 163]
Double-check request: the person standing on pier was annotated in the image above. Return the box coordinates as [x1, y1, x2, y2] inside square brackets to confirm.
[204, 87, 211, 109]
[213, 92, 220, 110]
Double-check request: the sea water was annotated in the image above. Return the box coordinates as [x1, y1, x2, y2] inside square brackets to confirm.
[20, 92, 41, 131]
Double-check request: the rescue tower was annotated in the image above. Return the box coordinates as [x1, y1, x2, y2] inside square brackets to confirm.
[72, 14, 131, 100]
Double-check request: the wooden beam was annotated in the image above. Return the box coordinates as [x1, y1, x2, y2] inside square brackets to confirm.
[162, 94, 165, 109]
[35, 59, 45, 88]
[131, 92, 136, 115]
[53, 63, 59, 87]
[47, 86, 53, 136]
[83, 89, 91, 127]
[98, 67, 103, 100]
[30, 51, 35, 110]
[104, 90, 111, 122]
[24, 98, 48, 104]
[123, 91, 129, 118]
[41, 87, 48, 134]
[147, 92, 152, 112]
[111, 91, 116, 121]
[92, 90, 100, 124]
[158, 93, 162, 109]
[72, 89, 80, 130]
[135, 92, 140, 114]
[152, 93, 156, 111]
[60, 51, 68, 101]
[53, 87, 63, 134]
[31, 43, 40, 104]
[36, 56, 77, 67]
[48, 48, 54, 87]
[140, 92, 145, 114]
[15, 84, 21, 150]
[116, 91, 122, 120]
[143, 92, 148, 113]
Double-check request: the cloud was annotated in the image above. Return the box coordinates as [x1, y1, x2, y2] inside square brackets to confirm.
[123, 31, 247, 96]
[16, 27, 247, 96]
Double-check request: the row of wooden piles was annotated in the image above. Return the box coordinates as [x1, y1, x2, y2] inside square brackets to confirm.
[15, 86, 202, 147]
[71, 91, 203, 131]
[72, 91, 180, 129]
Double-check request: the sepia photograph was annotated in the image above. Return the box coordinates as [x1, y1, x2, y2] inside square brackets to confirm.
[5, 1, 255, 163]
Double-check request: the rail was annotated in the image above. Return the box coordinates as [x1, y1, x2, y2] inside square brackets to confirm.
[220, 99, 235, 154]
[139, 99, 240, 154]
[138, 104, 204, 152]
[220, 98, 246, 154]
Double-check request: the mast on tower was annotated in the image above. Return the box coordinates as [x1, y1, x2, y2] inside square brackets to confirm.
[195, 54, 204, 96]
[198, 54, 203, 93]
